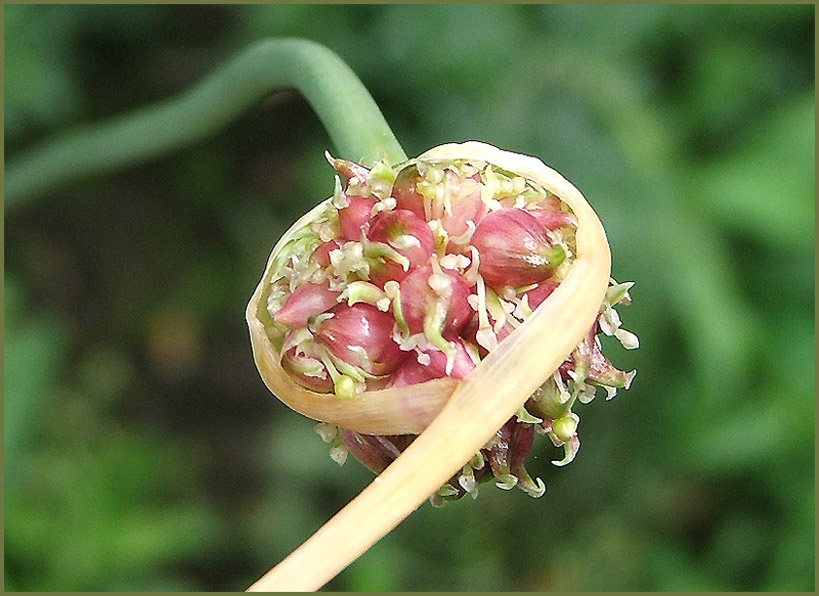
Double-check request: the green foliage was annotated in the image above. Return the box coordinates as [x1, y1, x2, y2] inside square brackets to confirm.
[4, 4, 814, 591]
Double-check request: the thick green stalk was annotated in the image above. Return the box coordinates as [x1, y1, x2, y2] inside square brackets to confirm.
[4, 38, 407, 209]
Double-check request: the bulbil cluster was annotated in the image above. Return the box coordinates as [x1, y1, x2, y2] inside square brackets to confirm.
[263, 152, 636, 504]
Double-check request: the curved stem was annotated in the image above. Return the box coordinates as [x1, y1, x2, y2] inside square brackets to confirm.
[4, 38, 407, 209]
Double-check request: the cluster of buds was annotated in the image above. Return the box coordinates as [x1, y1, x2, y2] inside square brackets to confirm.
[256, 146, 637, 504]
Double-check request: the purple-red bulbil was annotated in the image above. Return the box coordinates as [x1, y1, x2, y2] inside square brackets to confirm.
[274, 282, 340, 329]
[399, 263, 471, 337]
[388, 338, 476, 388]
[471, 208, 566, 288]
[313, 303, 406, 376]
[312, 239, 342, 268]
[339, 196, 377, 241]
[366, 209, 434, 286]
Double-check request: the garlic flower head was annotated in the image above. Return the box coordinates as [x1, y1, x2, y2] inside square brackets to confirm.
[247, 142, 637, 503]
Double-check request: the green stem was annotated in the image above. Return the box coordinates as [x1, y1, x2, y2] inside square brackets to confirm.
[4, 38, 407, 209]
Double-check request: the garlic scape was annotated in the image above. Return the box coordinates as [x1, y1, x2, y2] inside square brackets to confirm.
[247, 141, 637, 591]
[247, 141, 636, 499]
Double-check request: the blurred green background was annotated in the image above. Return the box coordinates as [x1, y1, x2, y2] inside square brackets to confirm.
[4, 4, 814, 591]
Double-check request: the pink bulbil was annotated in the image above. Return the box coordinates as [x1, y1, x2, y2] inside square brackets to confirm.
[274, 282, 341, 329]
[313, 302, 407, 376]
[471, 208, 565, 288]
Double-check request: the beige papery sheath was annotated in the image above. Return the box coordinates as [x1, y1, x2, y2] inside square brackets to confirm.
[245, 141, 612, 591]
